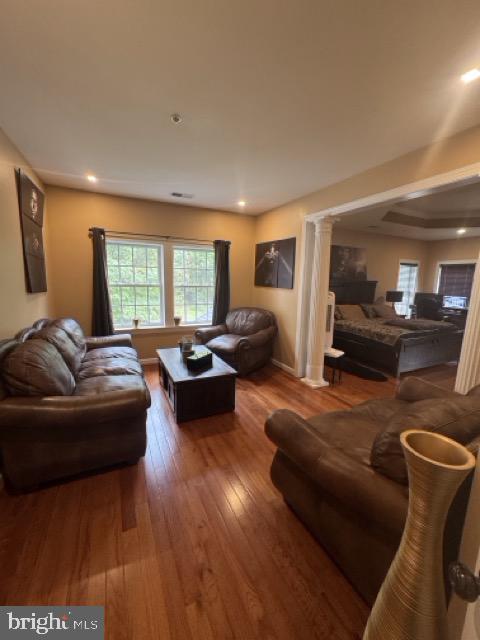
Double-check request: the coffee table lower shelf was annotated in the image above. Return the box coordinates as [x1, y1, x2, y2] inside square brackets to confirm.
[157, 347, 237, 423]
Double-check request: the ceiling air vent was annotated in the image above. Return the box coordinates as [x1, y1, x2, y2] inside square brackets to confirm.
[171, 192, 194, 199]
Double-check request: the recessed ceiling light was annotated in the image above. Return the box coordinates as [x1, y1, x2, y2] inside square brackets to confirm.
[457, 228, 467, 234]
[461, 68, 480, 84]
[86, 174, 97, 183]
[238, 200, 246, 207]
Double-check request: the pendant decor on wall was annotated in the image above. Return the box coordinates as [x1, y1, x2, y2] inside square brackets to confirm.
[363, 430, 475, 640]
[254, 237, 296, 289]
[16, 168, 47, 293]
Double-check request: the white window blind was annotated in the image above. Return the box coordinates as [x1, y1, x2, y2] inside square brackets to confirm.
[396, 262, 419, 317]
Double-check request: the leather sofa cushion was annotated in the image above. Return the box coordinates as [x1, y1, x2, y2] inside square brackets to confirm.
[2, 339, 75, 397]
[396, 377, 459, 403]
[225, 307, 275, 336]
[468, 384, 480, 397]
[75, 374, 146, 396]
[52, 318, 86, 358]
[78, 358, 143, 379]
[305, 398, 406, 466]
[307, 411, 381, 467]
[32, 326, 83, 375]
[371, 396, 480, 484]
[207, 334, 243, 354]
[83, 346, 138, 362]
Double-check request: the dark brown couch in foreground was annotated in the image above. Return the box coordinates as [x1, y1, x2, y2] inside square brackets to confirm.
[195, 307, 277, 375]
[0, 318, 150, 492]
[265, 377, 480, 604]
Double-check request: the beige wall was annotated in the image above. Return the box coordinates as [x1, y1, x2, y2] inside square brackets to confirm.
[253, 123, 480, 369]
[424, 236, 480, 292]
[0, 129, 52, 338]
[45, 186, 255, 359]
[331, 228, 429, 300]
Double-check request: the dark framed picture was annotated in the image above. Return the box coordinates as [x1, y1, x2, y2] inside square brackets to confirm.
[16, 169, 47, 293]
[254, 237, 296, 289]
[330, 245, 367, 283]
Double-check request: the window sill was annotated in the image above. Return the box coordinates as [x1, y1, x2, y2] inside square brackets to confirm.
[114, 324, 210, 336]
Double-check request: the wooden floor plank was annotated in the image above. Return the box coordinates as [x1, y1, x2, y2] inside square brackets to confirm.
[1, 362, 443, 638]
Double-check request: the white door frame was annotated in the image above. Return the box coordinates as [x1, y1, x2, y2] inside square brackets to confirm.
[295, 161, 480, 377]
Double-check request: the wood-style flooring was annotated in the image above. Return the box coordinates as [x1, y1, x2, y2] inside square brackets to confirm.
[0, 363, 452, 639]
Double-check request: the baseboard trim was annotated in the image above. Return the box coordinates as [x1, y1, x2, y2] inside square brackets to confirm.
[141, 357, 158, 366]
[271, 358, 296, 376]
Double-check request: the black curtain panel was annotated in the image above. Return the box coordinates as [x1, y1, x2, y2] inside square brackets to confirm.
[91, 227, 114, 336]
[212, 240, 231, 325]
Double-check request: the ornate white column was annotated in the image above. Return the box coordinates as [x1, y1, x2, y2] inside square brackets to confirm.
[455, 250, 480, 394]
[301, 217, 334, 388]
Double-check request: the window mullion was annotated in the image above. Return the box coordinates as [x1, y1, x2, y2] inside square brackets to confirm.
[164, 243, 174, 326]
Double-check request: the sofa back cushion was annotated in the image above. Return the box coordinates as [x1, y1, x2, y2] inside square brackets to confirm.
[226, 307, 275, 336]
[52, 318, 86, 358]
[32, 326, 83, 376]
[371, 396, 480, 484]
[2, 339, 75, 396]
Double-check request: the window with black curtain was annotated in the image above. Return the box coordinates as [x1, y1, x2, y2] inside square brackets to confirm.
[437, 263, 475, 299]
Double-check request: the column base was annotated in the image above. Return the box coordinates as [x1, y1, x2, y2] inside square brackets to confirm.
[300, 377, 329, 389]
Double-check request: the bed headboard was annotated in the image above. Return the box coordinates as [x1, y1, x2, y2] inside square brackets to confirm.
[329, 280, 377, 304]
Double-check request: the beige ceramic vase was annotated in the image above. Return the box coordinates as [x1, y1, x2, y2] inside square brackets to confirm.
[363, 429, 475, 640]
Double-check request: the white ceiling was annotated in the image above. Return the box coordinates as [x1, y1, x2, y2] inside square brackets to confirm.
[337, 179, 480, 240]
[3, 1, 480, 214]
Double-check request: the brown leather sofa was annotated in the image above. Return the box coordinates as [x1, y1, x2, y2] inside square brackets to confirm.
[195, 307, 277, 375]
[265, 377, 480, 604]
[0, 318, 150, 492]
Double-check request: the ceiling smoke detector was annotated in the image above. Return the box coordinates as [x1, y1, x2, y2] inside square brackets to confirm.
[170, 113, 183, 124]
[171, 192, 193, 199]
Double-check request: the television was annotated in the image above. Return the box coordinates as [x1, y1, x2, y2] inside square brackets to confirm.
[443, 295, 468, 309]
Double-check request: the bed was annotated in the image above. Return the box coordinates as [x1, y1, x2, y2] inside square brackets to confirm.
[330, 281, 464, 376]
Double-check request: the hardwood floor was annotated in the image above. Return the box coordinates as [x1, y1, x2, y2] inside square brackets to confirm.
[0, 365, 403, 639]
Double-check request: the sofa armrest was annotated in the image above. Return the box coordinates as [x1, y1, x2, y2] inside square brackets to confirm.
[238, 325, 277, 349]
[396, 377, 460, 403]
[85, 334, 133, 350]
[0, 388, 150, 439]
[195, 324, 227, 344]
[265, 409, 407, 536]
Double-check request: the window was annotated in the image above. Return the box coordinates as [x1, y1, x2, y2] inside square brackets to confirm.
[106, 240, 165, 328]
[173, 246, 215, 324]
[437, 263, 475, 301]
[106, 238, 215, 328]
[396, 262, 419, 317]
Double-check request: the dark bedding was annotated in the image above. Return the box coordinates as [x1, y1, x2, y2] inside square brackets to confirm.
[334, 317, 456, 347]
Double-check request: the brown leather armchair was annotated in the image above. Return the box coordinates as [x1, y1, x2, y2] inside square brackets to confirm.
[195, 307, 277, 375]
[0, 318, 150, 492]
[265, 378, 480, 604]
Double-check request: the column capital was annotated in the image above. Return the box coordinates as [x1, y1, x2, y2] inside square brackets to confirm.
[313, 216, 335, 234]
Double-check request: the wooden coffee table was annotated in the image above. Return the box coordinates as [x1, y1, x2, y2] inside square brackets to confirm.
[156, 347, 237, 423]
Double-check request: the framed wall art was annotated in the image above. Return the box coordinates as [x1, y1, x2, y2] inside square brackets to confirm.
[254, 237, 296, 289]
[16, 168, 47, 293]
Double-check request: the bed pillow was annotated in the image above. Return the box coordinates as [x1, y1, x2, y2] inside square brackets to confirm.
[337, 305, 366, 321]
[372, 303, 397, 319]
[360, 303, 377, 319]
[371, 396, 480, 484]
